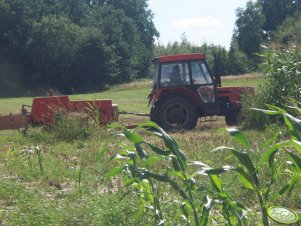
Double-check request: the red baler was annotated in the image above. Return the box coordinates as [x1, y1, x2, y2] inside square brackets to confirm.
[0, 96, 118, 130]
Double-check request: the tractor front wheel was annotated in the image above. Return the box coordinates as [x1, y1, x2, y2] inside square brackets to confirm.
[154, 96, 198, 131]
[225, 108, 242, 126]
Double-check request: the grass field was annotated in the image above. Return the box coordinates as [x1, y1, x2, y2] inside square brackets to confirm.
[0, 74, 300, 225]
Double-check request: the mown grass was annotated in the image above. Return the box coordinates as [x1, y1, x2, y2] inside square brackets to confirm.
[2, 73, 298, 225]
[0, 74, 265, 115]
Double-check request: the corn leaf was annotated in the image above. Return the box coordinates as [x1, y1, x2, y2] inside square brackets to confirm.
[251, 108, 280, 115]
[234, 167, 255, 190]
[209, 175, 223, 193]
[260, 142, 283, 167]
[287, 175, 301, 196]
[97, 146, 107, 160]
[230, 149, 259, 186]
[108, 166, 124, 177]
[168, 170, 185, 180]
[159, 128, 179, 152]
[110, 154, 129, 161]
[291, 140, 301, 154]
[135, 143, 148, 160]
[200, 196, 214, 226]
[136, 120, 160, 130]
[134, 203, 146, 224]
[202, 165, 235, 175]
[227, 128, 250, 149]
[145, 156, 160, 168]
[271, 184, 290, 202]
[188, 161, 209, 168]
[168, 180, 189, 199]
[260, 131, 282, 149]
[283, 113, 301, 141]
[285, 151, 301, 174]
[147, 143, 171, 156]
[123, 130, 144, 144]
[265, 104, 287, 113]
[171, 155, 181, 171]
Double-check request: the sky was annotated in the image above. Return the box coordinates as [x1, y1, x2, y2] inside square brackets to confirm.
[148, 0, 250, 49]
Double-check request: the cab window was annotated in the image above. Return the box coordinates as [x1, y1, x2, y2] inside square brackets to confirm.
[191, 61, 213, 85]
[160, 62, 189, 87]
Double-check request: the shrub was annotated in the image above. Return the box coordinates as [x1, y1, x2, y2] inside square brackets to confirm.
[243, 46, 301, 129]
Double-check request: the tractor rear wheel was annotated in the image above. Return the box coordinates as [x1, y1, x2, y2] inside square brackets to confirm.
[154, 96, 198, 131]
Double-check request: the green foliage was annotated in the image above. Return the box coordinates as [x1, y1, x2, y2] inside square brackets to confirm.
[104, 122, 248, 225]
[105, 103, 301, 225]
[243, 46, 301, 129]
[234, 1, 264, 64]
[228, 36, 249, 75]
[155, 40, 249, 76]
[232, 0, 301, 66]
[273, 12, 301, 46]
[0, 0, 158, 93]
[49, 113, 94, 142]
[261, 0, 301, 33]
[259, 47, 301, 106]
[25, 16, 83, 91]
[1, 77, 299, 225]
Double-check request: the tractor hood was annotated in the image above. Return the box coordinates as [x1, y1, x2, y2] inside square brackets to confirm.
[216, 86, 255, 105]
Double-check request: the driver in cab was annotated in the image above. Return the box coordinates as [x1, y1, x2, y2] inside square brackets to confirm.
[170, 64, 184, 85]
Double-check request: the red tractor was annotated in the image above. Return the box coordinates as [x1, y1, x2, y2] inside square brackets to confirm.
[148, 53, 255, 131]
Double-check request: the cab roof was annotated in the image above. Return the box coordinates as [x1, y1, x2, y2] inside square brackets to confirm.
[156, 53, 206, 63]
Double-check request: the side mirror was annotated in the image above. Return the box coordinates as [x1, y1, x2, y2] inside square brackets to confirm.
[214, 54, 222, 87]
[215, 73, 221, 87]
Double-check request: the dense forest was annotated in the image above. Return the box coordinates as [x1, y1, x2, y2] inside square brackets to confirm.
[0, 0, 158, 94]
[0, 0, 301, 96]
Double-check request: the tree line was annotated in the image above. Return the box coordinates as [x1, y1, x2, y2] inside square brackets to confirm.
[155, 36, 249, 76]
[0, 0, 158, 93]
[0, 0, 301, 94]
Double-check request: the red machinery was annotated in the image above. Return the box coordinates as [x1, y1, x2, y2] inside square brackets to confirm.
[0, 96, 117, 130]
[148, 53, 255, 130]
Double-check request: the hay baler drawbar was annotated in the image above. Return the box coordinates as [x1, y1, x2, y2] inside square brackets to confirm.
[0, 95, 117, 131]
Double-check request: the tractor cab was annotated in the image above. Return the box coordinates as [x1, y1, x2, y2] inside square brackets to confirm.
[151, 54, 216, 105]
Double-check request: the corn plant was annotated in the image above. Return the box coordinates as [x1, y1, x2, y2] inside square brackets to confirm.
[21, 145, 44, 174]
[35, 146, 44, 174]
[204, 104, 301, 225]
[103, 103, 301, 225]
[101, 122, 246, 225]
[78, 164, 83, 196]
